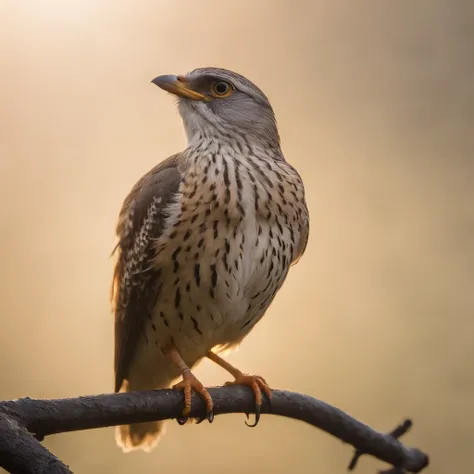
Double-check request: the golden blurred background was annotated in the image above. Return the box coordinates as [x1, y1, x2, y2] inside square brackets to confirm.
[1, 1, 473, 472]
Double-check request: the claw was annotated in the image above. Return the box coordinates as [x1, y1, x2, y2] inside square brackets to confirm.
[245, 402, 260, 428]
[176, 416, 188, 426]
[195, 408, 214, 424]
[225, 373, 272, 428]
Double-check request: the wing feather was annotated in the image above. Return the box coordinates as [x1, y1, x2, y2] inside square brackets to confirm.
[112, 154, 182, 392]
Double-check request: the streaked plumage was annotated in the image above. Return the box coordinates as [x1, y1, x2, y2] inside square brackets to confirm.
[112, 67, 309, 452]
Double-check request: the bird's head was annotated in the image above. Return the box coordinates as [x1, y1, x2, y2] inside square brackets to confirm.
[152, 67, 280, 148]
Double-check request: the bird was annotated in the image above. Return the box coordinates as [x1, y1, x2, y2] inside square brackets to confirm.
[111, 67, 310, 452]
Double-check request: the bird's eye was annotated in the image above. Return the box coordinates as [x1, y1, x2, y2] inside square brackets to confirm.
[212, 81, 233, 97]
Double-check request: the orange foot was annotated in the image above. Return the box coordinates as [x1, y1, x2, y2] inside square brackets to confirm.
[163, 344, 214, 425]
[225, 374, 272, 427]
[173, 370, 214, 424]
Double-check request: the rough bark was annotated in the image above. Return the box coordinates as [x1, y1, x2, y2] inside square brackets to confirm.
[0, 386, 429, 473]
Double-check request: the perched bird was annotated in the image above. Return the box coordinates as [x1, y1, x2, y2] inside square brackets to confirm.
[111, 67, 309, 452]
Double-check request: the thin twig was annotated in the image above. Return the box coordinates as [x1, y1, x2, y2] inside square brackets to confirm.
[349, 419, 413, 471]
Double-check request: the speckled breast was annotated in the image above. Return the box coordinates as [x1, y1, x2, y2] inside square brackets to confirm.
[146, 140, 308, 363]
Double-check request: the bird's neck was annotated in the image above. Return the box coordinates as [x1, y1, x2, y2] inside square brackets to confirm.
[184, 135, 285, 166]
[186, 131, 282, 157]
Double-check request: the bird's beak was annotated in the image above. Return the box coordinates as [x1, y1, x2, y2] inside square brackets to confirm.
[151, 75, 208, 101]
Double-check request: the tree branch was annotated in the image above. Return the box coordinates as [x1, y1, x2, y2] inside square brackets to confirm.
[0, 387, 429, 473]
[0, 412, 71, 474]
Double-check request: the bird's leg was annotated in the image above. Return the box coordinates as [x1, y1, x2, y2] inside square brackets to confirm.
[206, 351, 272, 427]
[162, 344, 214, 424]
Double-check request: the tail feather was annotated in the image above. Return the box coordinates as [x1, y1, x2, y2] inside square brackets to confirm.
[116, 420, 166, 453]
[116, 378, 168, 453]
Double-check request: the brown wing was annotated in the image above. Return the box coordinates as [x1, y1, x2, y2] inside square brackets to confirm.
[112, 154, 182, 392]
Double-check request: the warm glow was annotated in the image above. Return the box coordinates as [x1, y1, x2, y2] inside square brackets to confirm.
[1, 1, 472, 473]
